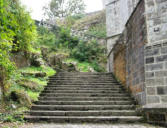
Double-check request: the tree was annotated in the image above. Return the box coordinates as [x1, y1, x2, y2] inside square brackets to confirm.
[44, 0, 85, 19]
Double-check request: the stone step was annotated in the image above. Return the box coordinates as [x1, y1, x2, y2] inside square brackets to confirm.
[25, 115, 142, 123]
[48, 78, 115, 80]
[44, 87, 124, 91]
[29, 110, 138, 116]
[48, 82, 119, 84]
[56, 73, 112, 75]
[36, 101, 135, 105]
[39, 96, 133, 101]
[42, 90, 125, 93]
[31, 105, 135, 111]
[46, 84, 123, 88]
[40, 93, 129, 97]
[49, 79, 116, 82]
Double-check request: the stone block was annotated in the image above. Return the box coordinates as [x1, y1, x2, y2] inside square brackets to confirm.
[145, 48, 159, 57]
[157, 86, 167, 95]
[146, 57, 154, 64]
[147, 87, 156, 95]
[161, 96, 167, 103]
[156, 55, 167, 62]
[146, 63, 163, 71]
[146, 78, 165, 86]
[147, 96, 160, 104]
[145, 72, 154, 78]
[155, 71, 167, 77]
[161, 47, 167, 54]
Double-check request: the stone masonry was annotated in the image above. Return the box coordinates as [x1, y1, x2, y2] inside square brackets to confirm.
[105, 0, 167, 125]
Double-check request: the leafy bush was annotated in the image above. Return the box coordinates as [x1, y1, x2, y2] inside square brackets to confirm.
[0, 0, 37, 99]
[37, 26, 56, 48]
[56, 27, 79, 49]
[86, 23, 106, 38]
[71, 40, 105, 62]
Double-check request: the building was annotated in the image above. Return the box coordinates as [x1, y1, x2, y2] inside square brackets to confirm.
[104, 0, 167, 125]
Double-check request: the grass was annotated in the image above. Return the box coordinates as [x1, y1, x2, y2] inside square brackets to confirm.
[64, 58, 95, 72]
[19, 65, 55, 76]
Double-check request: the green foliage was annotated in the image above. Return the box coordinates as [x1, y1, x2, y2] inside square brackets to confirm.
[56, 27, 79, 49]
[37, 26, 56, 48]
[86, 23, 106, 38]
[0, 0, 16, 97]
[71, 40, 105, 62]
[0, 0, 37, 99]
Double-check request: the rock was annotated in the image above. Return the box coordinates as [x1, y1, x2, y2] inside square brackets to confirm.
[11, 104, 17, 109]
[62, 62, 77, 72]
[88, 67, 96, 72]
[48, 53, 69, 67]
[35, 72, 47, 77]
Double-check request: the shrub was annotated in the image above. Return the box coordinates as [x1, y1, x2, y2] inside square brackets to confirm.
[56, 27, 80, 49]
[0, 0, 37, 100]
[71, 40, 105, 62]
[37, 26, 56, 48]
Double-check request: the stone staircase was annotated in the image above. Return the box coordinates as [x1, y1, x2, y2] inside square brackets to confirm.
[25, 72, 142, 123]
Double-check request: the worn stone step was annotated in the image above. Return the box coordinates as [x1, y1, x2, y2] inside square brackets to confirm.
[48, 78, 115, 80]
[45, 87, 123, 90]
[46, 84, 122, 87]
[25, 115, 142, 123]
[42, 90, 125, 94]
[31, 105, 135, 111]
[49, 79, 116, 82]
[48, 82, 119, 84]
[40, 93, 129, 97]
[39, 96, 133, 101]
[36, 101, 135, 105]
[29, 110, 137, 116]
[56, 73, 112, 75]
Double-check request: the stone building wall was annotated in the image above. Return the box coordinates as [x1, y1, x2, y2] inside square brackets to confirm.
[105, 0, 167, 124]
[126, 0, 147, 105]
[144, 0, 167, 105]
[113, 37, 126, 85]
[145, 43, 167, 104]
[105, 0, 141, 72]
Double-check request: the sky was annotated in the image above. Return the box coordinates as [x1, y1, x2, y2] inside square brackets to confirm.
[21, 0, 104, 20]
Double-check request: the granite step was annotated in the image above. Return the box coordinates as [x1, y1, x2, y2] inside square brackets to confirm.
[36, 101, 135, 105]
[29, 110, 138, 116]
[39, 96, 133, 101]
[25, 116, 142, 123]
[40, 93, 129, 97]
[31, 105, 135, 111]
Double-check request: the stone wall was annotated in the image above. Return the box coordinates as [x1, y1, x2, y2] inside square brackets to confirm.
[145, 0, 167, 45]
[145, 42, 167, 104]
[126, 0, 147, 105]
[105, 0, 167, 125]
[113, 44, 126, 85]
[11, 52, 31, 68]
